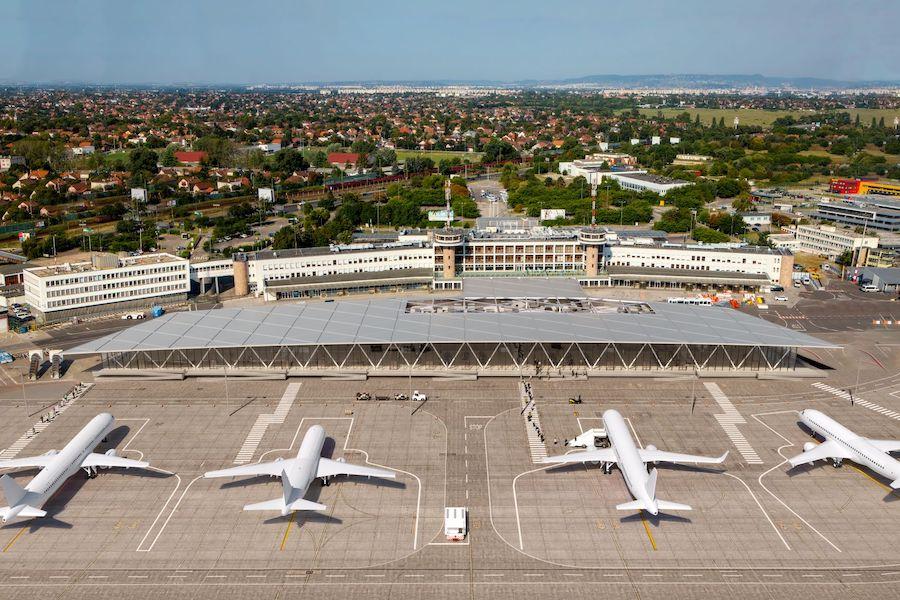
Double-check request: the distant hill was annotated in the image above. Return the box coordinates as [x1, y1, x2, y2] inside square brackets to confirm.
[535, 73, 900, 90]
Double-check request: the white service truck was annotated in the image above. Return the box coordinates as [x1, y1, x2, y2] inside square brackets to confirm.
[444, 507, 468, 541]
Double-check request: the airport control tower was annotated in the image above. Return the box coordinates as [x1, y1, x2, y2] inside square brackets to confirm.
[578, 178, 607, 279]
[433, 179, 464, 281]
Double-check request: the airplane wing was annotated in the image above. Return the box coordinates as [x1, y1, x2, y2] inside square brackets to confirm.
[542, 448, 617, 465]
[204, 458, 294, 479]
[787, 440, 852, 468]
[316, 457, 396, 479]
[81, 453, 149, 470]
[866, 439, 900, 454]
[638, 449, 728, 465]
[0, 455, 56, 470]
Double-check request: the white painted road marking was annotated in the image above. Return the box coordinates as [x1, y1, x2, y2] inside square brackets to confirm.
[705, 382, 763, 464]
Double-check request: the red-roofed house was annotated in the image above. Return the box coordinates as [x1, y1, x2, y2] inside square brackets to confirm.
[327, 152, 360, 171]
[174, 151, 208, 165]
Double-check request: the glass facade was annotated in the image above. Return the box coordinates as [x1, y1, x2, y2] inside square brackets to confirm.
[99, 342, 797, 373]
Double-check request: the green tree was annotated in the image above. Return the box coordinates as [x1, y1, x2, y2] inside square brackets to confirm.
[129, 146, 158, 180]
[715, 178, 743, 198]
[405, 156, 434, 174]
[160, 145, 178, 167]
[194, 136, 235, 166]
[271, 148, 308, 174]
[482, 139, 519, 163]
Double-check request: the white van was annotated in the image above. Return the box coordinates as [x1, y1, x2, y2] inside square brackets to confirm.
[444, 507, 468, 541]
[860, 284, 879, 293]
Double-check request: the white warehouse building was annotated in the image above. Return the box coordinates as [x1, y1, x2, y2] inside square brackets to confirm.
[24, 253, 190, 323]
[787, 225, 878, 259]
[607, 172, 691, 196]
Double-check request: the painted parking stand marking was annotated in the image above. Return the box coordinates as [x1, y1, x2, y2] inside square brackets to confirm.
[704, 382, 763, 464]
[234, 382, 302, 464]
[519, 381, 547, 463]
[751, 411, 843, 553]
[812, 382, 900, 421]
[0, 383, 91, 459]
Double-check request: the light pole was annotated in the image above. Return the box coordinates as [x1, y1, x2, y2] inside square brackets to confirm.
[16, 367, 28, 416]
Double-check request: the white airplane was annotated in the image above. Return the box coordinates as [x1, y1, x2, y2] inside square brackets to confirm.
[542, 409, 728, 515]
[204, 424, 395, 516]
[0, 413, 151, 523]
[788, 409, 900, 488]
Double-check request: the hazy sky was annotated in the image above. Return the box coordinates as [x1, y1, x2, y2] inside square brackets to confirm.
[3, 0, 898, 84]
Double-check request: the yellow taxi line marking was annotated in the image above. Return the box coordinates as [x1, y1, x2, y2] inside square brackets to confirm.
[847, 464, 896, 494]
[280, 511, 296, 551]
[640, 513, 657, 551]
[3, 527, 27, 553]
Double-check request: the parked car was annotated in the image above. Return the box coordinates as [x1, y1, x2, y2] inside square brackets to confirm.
[121, 312, 146, 320]
[0, 351, 14, 364]
[774, 296, 788, 302]
[860, 284, 880, 293]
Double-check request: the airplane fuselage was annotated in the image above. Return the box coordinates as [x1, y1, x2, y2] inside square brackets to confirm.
[604, 409, 657, 514]
[800, 409, 900, 482]
[3, 413, 114, 522]
[284, 424, 327, 504]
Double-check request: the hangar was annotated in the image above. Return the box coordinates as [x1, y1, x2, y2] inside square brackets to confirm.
[67, 298, 837, 377]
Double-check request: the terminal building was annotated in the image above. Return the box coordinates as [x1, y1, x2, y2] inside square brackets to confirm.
[189, 225, 794, 300]
[24, 253, 190, 323]
[67, 295, 836, 378]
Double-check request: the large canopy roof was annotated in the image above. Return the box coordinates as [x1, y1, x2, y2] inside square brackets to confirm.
[67, 298, 837, 355]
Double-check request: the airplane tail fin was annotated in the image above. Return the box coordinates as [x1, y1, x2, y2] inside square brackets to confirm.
[243, 498, 326, 513]
[0, 474, 26, 506]
[287, 498, 327, 512]
[646, 468, 658, 498]
[655, 499, 692, 511]
[1, 504, 46, 523]
[615, 498, 692, 513]
[243, 499, 286, 512]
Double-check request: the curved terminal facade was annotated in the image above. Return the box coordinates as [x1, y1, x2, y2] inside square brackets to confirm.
[68, 298, 836, 378]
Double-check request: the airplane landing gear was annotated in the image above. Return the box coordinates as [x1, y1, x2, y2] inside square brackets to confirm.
[322, 476, 330, 486]
[832, 459, 843, 468]
[602, 462, 613, 475]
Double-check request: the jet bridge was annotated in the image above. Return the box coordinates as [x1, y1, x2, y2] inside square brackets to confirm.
[48, 350, 63, 379]
[27, 350, 43, 381]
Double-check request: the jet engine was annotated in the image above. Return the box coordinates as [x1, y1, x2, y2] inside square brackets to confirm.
[644, 444, 658, 468]
[803, 442, 817, 453]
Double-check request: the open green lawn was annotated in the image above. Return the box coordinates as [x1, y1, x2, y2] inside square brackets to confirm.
[395, 149, 482, 163]
[621, 107, 900, 128]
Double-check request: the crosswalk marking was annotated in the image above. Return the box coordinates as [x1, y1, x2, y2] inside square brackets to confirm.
[812, 382, 900, 421]
[0, 383, 92, 459]
[519, 381, 547, 463]
[233, 382, 302, 464]
[704, 382, 763, 465]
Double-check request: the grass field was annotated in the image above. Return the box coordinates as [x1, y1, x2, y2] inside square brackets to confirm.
[623, 107, 900, 128]
[395, 149, 482, 163]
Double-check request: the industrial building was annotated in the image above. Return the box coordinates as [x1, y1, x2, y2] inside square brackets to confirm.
[67, 296, 835, 378]
[774, 224, 879, 259]
[24, 253, 190, 323]
[856, 267, 900, 293]
[606, 172, 691, 196]
[814, 196, 900, 232]
[829, 178, 900, 197]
